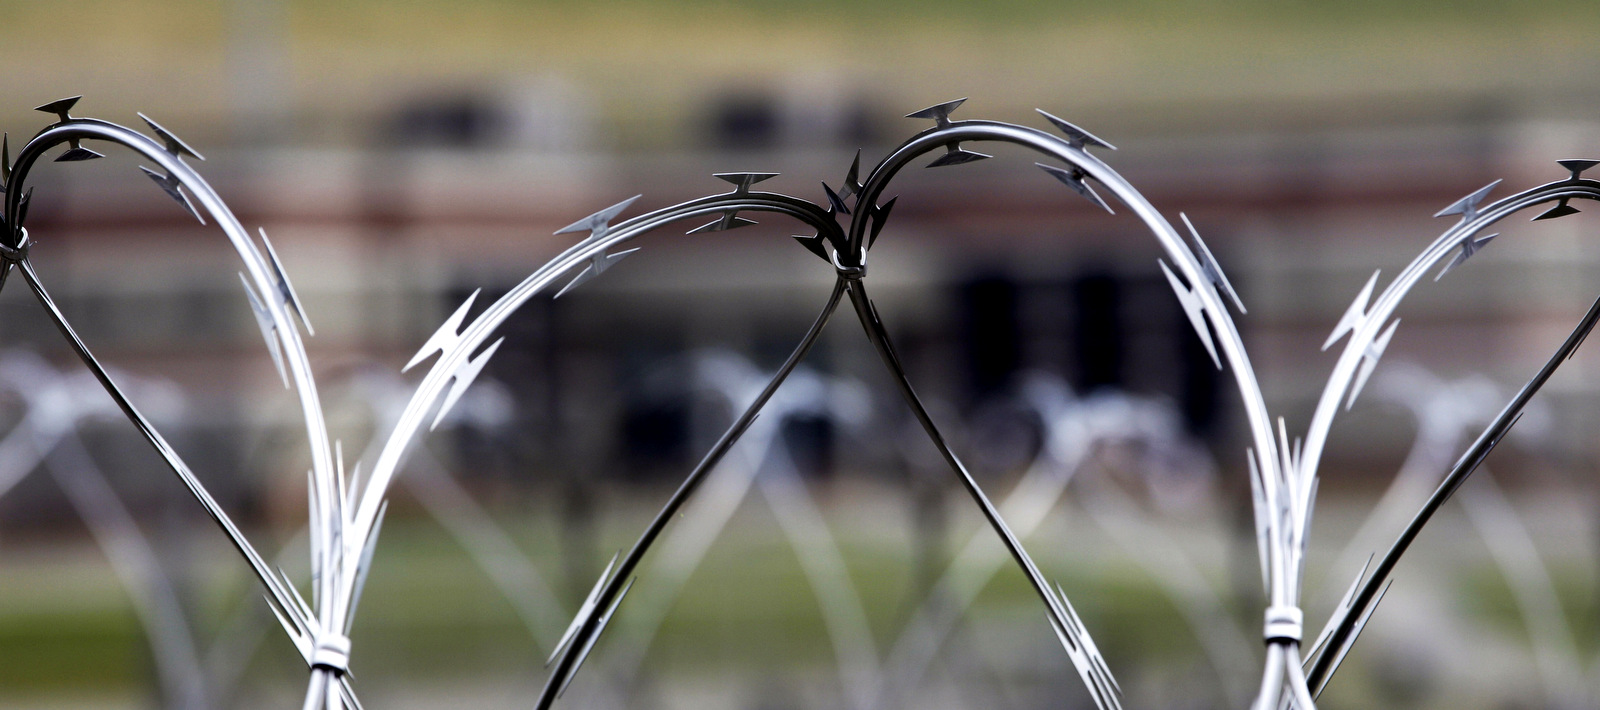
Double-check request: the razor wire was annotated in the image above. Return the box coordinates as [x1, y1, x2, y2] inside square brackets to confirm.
[0, 95, 1595, 710]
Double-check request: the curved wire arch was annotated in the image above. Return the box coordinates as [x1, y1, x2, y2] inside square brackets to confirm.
[0, 107, 365, 709]
[522, 102, 1293, 710]
[1302, 173, 1600, 697]
[838, 110, 1291, 710]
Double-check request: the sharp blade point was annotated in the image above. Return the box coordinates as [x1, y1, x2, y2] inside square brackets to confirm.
[713, 172, 778, 192]
[54, 146, 104, 162]
[403, 289, 480, 373]
[1324, 270, 1381, 351]
[549, 553, 620, 666]
[430, 337, 504, 430]
[686, 213, 757, 234]
[1036, 163, 1112, 213]
[926, 146, 991, 168]
[260, 228, 313, 335]
[239, 273, 289, 387]
[1533, 200, 1581, 221]
[869, 196, 898, 249]
[34, 96, 81, 120]
[1035, 109, 1116, 151]
[843, 149, 862, 194]
[1181, 212, 1245, 313]
[822, 182, 851, 215]
[138, 166, 204, 224]
[906, 98, 967, 122]
[1557, 158, 1599, 177]
[138, 113, 205, 161]
[1317, 579, 1393, 698]
[1346, 318, 1400, 410]
[793, 234, 830, 262]
[1159, 259, 1221, 369]
[554, 247, 639, 299]
[555, 195, 641, 238]
[1434, 179, 1502, 219]
[558, 576, 636, 698]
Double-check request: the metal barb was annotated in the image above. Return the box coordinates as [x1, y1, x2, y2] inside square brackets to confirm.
[841, 149, 863, 199]
[403, 289, 480, 373]
[35, 98, 103, 161]
[1533, 199, 1581, 221]
[1304, 556, 1373, 668]
[868, 196, 897, 249]
[906, 99, 990, 167]
[1036, 163, 1113, 213]
[1181, 213, 1245, 313]
[16, 188, 30, 232]
[54, 145, 105, 162]
[1434, 179, 1502, 222]
[554, 195, 641, 242]
[822, 182, 852, 215]
[1434, 233, 1498, 281]
[554, 247, 641, 298]
[713, 172, 778, 194]
[1346, 318, 1400, 410]
[429, 337, 504, 430]
[1159, 259, 1221, 368]
[1276, 417, 1298, 490]
[687, 211, 757, 234]
[266, 593, 311, 655]
[1314, 579, 1392, 698]
[260, 228, 314, 335]
[793, 233, 831, 261]
[138, 113, 204, 161]
[33, 96, 81, 123]
[1036, 110, 1116, 152]
[1046, 584, 1124, 710]
[558, 576, 636, 698]
[1323, 270, 1381, 351]
[137, 166, 205, 224]
[1557, 158, 1599, 180]
[549, 553, 620, 666]
[239, 273, 289, 387]
[925, 143, 991, 168]
[905, 98, 967, 127]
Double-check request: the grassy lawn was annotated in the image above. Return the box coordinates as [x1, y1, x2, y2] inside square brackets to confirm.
[0, 484, 1589, 710]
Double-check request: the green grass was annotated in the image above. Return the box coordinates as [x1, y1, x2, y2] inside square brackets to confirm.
[0, 505, 1214, 691]
[0, 499, 1592, 707]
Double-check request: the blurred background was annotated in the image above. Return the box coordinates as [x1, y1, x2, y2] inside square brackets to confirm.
[1, 1, 1600, 708]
